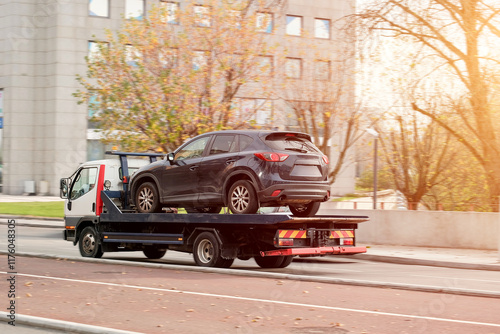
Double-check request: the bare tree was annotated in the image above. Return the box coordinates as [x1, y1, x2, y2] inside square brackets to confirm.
[279, 19, 372, 185]
[378, 112, 458, 209]
[356, 0, 500, 208]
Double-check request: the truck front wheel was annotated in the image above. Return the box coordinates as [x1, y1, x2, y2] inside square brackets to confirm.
[79, 226, 103, 258]
[193, 232, 233, 268]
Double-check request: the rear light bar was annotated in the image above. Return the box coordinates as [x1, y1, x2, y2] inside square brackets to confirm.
[261, 246, 367, 257]
[254, 152, 289, 162]
[278, 239, 294, 246]
[341, 238, 354, 246]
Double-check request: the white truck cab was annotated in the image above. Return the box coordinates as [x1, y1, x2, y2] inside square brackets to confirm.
[60, 152, 163, 217]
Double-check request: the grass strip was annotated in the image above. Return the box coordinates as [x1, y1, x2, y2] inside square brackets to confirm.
[0, 201, 64, 218]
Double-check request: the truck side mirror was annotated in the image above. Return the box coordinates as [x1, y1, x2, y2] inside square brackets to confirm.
[60, 178, 70, 199]
[167, 153, 175, 162]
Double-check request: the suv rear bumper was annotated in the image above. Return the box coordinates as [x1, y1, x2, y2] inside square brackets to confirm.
[258, 183, 330, 204]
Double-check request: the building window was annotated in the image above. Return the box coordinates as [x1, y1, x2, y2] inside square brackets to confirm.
[89, 0, 109, 17]
[126, 45, 141, 67]
[255, 99, 272, 126]
[285, 58, 302, 79]
[286, 15, 302, 36]
[194, 5, 211, 27]
[126, 0, 144, 20]
[159, 48, 178, 68]
[256, 12, 273, 33]
[193, 51, 208, 70]
[233, 98, 273, 127]
[88, 41, 108, 63]
[256, 56, 273, 77]
[161, 1, 179, 24]
[315, 18, 330, 39]
[315, 60, 330, 81]
[87, 90, 101, 129]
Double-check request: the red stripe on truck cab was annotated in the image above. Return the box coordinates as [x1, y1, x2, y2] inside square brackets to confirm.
[95, 164, 106, 216]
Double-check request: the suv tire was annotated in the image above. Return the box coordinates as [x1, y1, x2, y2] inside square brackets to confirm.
[228, 180, 259, 214]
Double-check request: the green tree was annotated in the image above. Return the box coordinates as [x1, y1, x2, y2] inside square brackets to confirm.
[76, 0, 280, 153]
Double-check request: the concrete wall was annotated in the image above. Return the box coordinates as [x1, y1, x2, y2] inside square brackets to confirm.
[319, 203, 499, 250]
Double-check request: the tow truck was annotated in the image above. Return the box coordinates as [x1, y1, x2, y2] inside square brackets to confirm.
[60, 152, 368, 268]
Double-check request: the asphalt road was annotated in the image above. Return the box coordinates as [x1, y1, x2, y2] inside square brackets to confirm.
[1, 223, 500, 333]
[2, 255, 500, 334]
[2, 224, 500, 297]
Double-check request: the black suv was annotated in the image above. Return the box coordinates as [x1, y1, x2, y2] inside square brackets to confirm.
[129, 130, 331, 216]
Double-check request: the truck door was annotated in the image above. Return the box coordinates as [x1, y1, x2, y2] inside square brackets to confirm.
[66, 166, 99, 217]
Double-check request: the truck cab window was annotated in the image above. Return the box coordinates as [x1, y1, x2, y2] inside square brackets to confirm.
[70, 167, 98, 200]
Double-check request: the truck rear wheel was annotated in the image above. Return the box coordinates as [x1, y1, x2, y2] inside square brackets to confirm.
[143, 246, 167, 259]
[254, 255, 286, 268]
[193, 232, 233, 268]
[279, 256, 294, 268]
[289, 202, 320, 217]
[79, 226, 103, 258]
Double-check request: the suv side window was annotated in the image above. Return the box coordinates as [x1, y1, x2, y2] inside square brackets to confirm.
[70, 167, 98, 200]
[175, 136, 210, 161]
[209, 135, 237, 155]
[239, 135, 253, 151]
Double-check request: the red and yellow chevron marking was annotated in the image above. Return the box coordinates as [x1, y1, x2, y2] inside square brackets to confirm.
[279, 230, 307, 239]
[330, 230, 354, 238]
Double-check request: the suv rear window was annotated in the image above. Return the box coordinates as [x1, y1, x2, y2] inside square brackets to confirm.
[264, 133, 320, 153]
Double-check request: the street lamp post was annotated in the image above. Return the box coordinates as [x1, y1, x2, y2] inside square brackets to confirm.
[366, 128, 379, 210]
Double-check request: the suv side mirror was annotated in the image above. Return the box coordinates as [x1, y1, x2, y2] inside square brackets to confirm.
[60, 178, 70, 199]
[167, 153, 175, 162]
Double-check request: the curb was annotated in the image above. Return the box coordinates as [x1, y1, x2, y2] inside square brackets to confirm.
[0, 215, 63, 229]
[0, 214, 64, 222]
[0, 220, 62, 229]
[353, 254, 500, 272]
[2, 251, 500, 299]
[0, 312, 143, 334]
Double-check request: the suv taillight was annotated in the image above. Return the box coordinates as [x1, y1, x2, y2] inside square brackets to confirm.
[322, 155, 329, 164]
[254, 152, 289, 162]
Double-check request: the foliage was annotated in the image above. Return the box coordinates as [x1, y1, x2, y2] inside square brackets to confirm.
[76, 0, 279, 153]
[356, 0, 500, 210]
[355, 166, 394, 192]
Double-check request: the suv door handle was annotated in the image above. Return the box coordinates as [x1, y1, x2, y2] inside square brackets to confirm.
[225, 159, 235, 165]
[190, 166, 199, 171]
